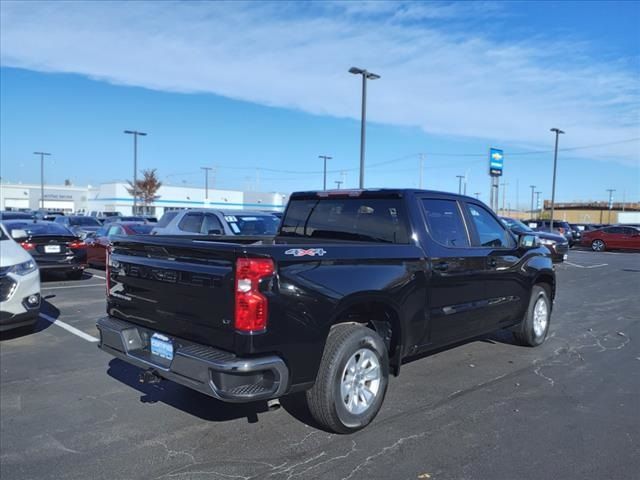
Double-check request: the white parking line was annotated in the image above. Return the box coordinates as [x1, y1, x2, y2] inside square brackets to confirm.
[88, 273, 106, 280]
[564, 261, 608, 269]
[41, 283, 105, 291]
[39, 313, 99, 343]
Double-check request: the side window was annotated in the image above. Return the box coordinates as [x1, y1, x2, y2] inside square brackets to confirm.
[107, 225, 122, 237]
[605, 227, 621, 234]
[202, 214, 223, 234]
[421, 199, 470, 247]
[178, 213, 204, 233]
[466, 204, 515, 248]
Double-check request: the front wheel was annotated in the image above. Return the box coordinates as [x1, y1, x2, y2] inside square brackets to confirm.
[591, 239, 606, 252]
[514, 285, 551, 347]
[305, 324, 389, 434]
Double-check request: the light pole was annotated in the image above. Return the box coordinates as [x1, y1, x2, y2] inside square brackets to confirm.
[529, 185, 536, 218]
[319, 155, 332, 190]
[349, 66, 380, 189]
[456, 175, 465, 195]
[124, 130, 147, 214]
[535, 191, 542, 219]
[335, 180, 343, 189]
[549, 128, 565, 231]
[33, 152, 51, 209]
[201, 167, 213, 200]
[606, 188, 616, 224]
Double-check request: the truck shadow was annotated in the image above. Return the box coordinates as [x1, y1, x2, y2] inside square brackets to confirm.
[106, 358, 273, 424]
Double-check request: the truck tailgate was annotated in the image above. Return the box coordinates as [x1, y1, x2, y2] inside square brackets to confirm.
[107, 237, 242, 351]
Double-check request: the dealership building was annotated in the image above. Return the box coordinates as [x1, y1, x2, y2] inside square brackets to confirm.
[0, 182, 288, 216]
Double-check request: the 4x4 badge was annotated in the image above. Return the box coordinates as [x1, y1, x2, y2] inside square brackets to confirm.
[285, 248, 327, 257]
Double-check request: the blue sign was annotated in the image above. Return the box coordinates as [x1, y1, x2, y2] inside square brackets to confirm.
[489, 148, 504, 176]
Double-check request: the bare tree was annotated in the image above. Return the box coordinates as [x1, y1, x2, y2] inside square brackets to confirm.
[127, 169, 162, 214]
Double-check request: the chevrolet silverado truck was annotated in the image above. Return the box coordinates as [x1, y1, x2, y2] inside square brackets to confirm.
[97, 189, 556, 433]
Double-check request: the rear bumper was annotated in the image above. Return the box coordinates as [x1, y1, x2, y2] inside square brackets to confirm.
[96, 316, 289, 403]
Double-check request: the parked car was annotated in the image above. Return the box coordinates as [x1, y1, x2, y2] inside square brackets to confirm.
[0, 223, 41, 332]
[88, 211, 122, 224]
[97, 189, 555, 433]
[85, 222, 154, 268]
[34, 210, 66, 222]
[524, 219, 575, 246]
[1, 221, 87, 279]
[54, 215, 103, 239]
[581, 225, 640, 251]
[0, 211, 35, 220]
[151, 209, 281, 236]
[501, 217, 568, 263]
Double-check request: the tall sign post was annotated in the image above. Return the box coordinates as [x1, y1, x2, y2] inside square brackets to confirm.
[488, 148, 504, 212]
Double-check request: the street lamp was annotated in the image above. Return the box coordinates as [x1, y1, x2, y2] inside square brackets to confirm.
[319, 155, 332, 190]
[201, 167, 213, 200]
[33, 152, 51, 209]
[529, 185, 536, 218]
[124, 130, 147, 214]
[349, 66, 380, 189]
[549, 128, 565, 232]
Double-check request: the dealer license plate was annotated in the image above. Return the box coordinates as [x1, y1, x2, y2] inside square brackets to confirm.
[150, 333, 173, 361]
[44, 245, 61, 253]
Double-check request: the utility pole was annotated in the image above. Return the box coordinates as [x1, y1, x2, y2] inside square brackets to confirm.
[529, 185, 536, 218]
[419, 154, 425, 189]
[33, 151, 51, 209]
[456, 175, 464, 195]
[549, 128, 565, 232]
[201, 167, 212, 200]
[319, 155, 332, 190]
[349, 67, 380, 188]
[124, 130, 147, 214]
[500, 182, 508, 216]
[335, 180, 343, 189]
[535, 191, 542, 220]
[606, 188, 616, 224]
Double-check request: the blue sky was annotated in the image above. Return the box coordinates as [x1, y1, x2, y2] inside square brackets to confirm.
[1, 0, 639, 207]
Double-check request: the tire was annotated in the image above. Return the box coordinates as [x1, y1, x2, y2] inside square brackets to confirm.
[591, 239, 605, 252]
[514, 285, 551, 347]
[305, 324, 389, 434]
[66, 270, 84, 280]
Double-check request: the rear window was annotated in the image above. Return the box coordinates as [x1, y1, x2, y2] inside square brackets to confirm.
[157, 211, 179, 228]
[280, 198, 409, 243]
[224, 214, 280, 235]
[128, 224, 153, 234]
[4, 222, 73, 237]
[70, 217, 101, 226]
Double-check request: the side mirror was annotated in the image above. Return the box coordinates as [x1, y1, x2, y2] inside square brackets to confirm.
[518, 234, 539, 249]
[10, 229, 28, 240]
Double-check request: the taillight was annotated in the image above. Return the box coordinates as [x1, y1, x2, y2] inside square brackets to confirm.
[235, 258, 275, 333]
[69, 240, 86, 249]
[20, 242, 36, 251]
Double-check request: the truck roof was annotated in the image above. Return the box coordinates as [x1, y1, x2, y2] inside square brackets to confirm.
[289, 188, 479, 201]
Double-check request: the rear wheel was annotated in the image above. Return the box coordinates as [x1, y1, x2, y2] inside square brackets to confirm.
[591, 239, 606, 251]
[305, 324, 389, 434]
[514, 285, 551, 347]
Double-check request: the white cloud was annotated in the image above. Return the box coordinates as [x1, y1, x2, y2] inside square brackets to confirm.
[1, 0, 638, 165]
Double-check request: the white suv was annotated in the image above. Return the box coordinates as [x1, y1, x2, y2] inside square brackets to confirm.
[0, 223, 41, 332]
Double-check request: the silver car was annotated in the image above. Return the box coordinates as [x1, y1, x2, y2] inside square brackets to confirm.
[151, 209, 281, 236]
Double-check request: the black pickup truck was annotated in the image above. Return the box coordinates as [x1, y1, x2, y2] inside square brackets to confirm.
[97, 189, 555, 433]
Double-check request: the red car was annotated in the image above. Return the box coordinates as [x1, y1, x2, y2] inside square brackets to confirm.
[85, 222, 153, 268]
[581, 225, 640, 252]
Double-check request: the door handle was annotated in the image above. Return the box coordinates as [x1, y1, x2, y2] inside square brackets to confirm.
[488, 258, 498, 268]
[433, 261, 449, 272]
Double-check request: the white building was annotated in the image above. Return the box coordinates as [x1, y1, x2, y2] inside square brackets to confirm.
[1, 181, 288, 216]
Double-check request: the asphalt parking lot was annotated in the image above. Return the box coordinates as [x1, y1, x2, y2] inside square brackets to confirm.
[1, 250, 639, 480]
